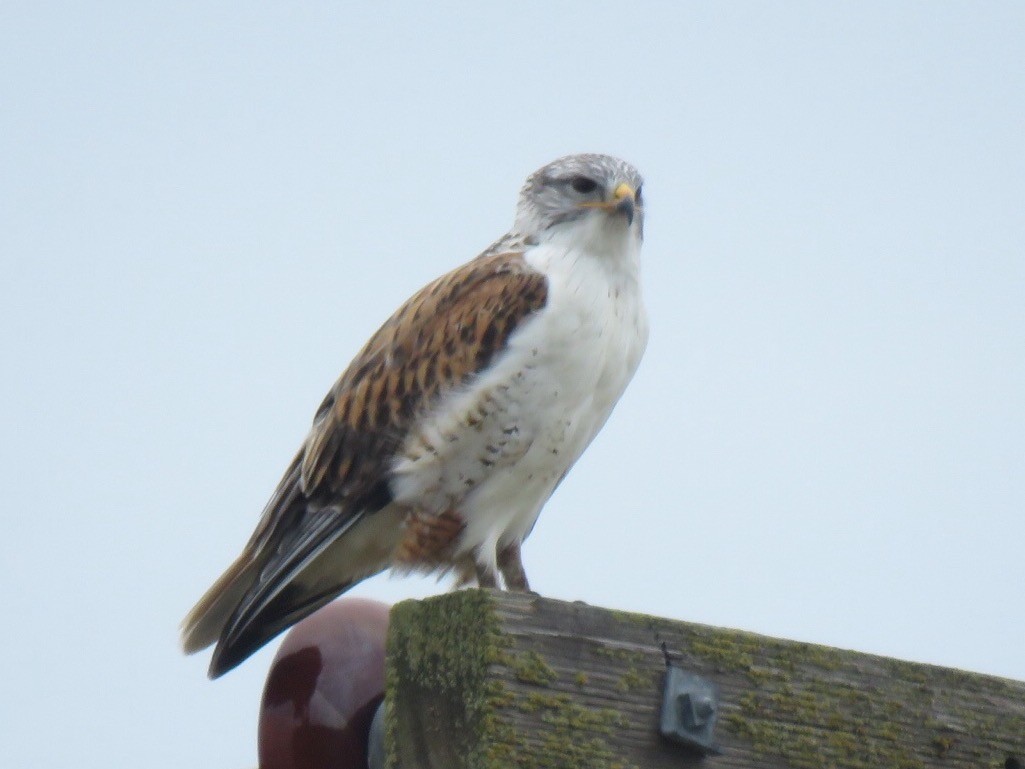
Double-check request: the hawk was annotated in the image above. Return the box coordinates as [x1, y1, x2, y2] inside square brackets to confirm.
[181, 153, 648, 677]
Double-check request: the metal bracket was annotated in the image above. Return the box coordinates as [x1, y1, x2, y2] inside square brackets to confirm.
[659, 665, 721, 756]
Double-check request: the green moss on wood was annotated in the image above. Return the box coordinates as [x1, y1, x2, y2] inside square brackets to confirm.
[668, 618, 1025, 768]
[387, 591, 637, 769]
[592, 644, 646, 664]
[604, 607, 664, 634]
[510, 693, 632, 769]
[616, 666, 649, 692]
[694, 627, 929, 769]
[389, 593, 1025, 769]
[497, 661, 632, 767]
[511, 650, 557, 687]
[386, 590, 509, 769]
[932, 735, 956, 757]
[587, 644, 652, 694]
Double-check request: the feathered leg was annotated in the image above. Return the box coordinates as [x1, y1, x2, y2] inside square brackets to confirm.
[497, 542, 530, 591]
[475, 561, 499, 588]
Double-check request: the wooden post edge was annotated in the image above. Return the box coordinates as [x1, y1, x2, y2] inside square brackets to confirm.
[383, 590, 1025, 769]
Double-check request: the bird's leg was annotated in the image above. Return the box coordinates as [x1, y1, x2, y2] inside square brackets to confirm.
[497, 542, 530, 592]
[475, 562, 499, 589]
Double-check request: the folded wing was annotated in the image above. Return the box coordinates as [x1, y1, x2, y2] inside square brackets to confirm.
[180, 251, 549, 677]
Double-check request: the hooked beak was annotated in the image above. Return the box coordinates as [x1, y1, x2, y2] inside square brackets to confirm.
[578, 182, 637, 225]
[612, 182, 636, 226]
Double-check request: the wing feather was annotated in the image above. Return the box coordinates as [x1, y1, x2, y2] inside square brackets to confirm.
[299, 251, 549, 501]
[185, 250, 549, 676]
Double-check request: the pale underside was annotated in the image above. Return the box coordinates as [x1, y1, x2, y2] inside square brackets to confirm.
[180, 153, 648, 677]
[293, 229, 648, 597]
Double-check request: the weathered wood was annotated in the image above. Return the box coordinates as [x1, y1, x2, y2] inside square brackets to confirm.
[385, 590, 1025, 769]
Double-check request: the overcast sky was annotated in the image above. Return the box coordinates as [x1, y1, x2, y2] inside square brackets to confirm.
[2, 3, 1023, 768]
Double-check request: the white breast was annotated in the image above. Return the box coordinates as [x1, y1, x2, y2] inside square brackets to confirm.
[391, 228, 648, 575]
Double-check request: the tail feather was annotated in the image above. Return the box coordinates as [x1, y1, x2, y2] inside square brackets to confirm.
[182, 500, 403, 676]
[180, 553, 258, 655]
[207, 579, 352, 678]
[203, 509, 370, 677]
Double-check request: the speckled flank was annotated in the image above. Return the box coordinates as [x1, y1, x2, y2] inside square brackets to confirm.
[301, 251, 548, 505]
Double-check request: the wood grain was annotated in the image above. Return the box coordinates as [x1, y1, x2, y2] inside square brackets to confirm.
[385, 590, 1025, 769]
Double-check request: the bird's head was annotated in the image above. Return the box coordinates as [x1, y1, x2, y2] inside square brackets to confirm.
[513, 154, 644, 253]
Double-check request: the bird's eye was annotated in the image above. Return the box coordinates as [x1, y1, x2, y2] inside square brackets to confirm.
[635, 185, 643, 205]
[570, 176, 599, 194]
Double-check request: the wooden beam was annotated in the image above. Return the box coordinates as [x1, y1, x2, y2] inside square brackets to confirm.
[385, 590, 1025, 769]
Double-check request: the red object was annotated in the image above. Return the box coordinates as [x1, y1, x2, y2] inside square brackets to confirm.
[258, 598, 390, 769]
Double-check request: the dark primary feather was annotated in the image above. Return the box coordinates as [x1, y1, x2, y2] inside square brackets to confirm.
[184, 251, 549, 677]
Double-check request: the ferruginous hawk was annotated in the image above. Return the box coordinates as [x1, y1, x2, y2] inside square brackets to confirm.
[181, 153, 648, 677]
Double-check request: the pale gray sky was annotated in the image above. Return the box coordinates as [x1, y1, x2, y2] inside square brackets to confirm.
[2, 3, 1023, 768]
